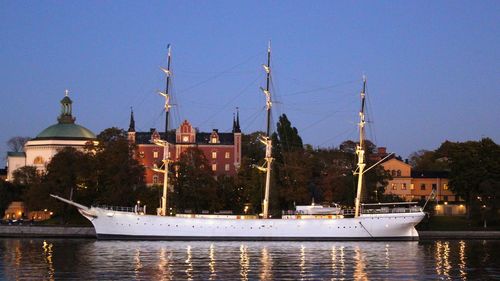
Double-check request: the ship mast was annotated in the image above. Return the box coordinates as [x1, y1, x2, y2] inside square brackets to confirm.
[257, 41, 273, 219]
[154, 44, 173, 216]
[354, 76, 367, 218]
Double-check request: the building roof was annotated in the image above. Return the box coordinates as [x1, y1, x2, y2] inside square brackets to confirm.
[134, 130, 235, 145]
[7, 152, 26, 157]
[411, 170, 449, 179]
[33, 91, 96, 141]
[35, 123, 96, 140]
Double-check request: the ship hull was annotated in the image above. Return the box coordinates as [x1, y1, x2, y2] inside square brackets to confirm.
[81, 207, 425, 241]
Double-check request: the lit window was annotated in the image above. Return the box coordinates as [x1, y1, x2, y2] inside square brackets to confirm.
[225, 152, 230, 159]
[411, 184, 414, 190]
[153, 175, 159, 184]
[182, 136, 189, 142]
[211, 137, 217, 143]
[153, 151, 159, 158]
[139, 151, 145, 158]
[402, 183, 407, 190]
[443, 183, 449, 190]
[212, 164, 217, 171]
[212, 151, 217, 159]
[391, 183, 397, 190]
[225, 164, 230, 171]
[420, 184, 426, 191]
[33, 156, 44, 165]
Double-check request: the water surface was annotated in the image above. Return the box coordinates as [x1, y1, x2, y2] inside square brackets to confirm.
[0, 239, 499, 280]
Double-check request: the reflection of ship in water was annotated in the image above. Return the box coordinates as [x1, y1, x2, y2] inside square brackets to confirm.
[1, 239, 499, 279]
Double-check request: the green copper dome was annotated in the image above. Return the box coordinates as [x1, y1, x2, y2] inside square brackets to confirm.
[34, 90, 96, 140]
[36, 123, 96, 140]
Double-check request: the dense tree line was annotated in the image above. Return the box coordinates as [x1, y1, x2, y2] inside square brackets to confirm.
[9, 116, 498, 224]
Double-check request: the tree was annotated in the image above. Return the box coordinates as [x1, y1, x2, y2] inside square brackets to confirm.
[436, 138, 500, 223]
[0, 181, 25, 215]
[12, 166, 41, 186]
[7, 136, 30, 152]
[24, 147, 94, 223]
[408, 149, 449, 171]
[276, 114, 303, 152]
[171, 147, 219, 213]
[90, 127, 146, 206]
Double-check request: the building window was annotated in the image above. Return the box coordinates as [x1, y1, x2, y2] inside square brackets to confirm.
[225, 164, 230, 171]
[225, 152, 230, 159]
[396, 170, 401, 177]
[391, 170, 396, 177]
[153, 151, 159, 158]
[153, 175, 159, 184]
[212, 151, 217, 159]
[182, 136, 189, 142]
[212, 164, 217, 171]
[211, 137, 217, 143]
[421, 195, 426, 200]
[391, 183, 397, 190]
[33, 156, 44, 165]
[420, 184, 426, 191]
[443, 183, 449, 190]
[443, 195, 448, 202]
[410, 184, 414, 190]
[139, 151, 145, 158]
[432, 183, 437, 190]
[402, 183, 407, 190]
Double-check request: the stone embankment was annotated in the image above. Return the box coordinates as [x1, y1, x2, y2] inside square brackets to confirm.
[1, 226, 499, 239]
[0, 226, 96, 238]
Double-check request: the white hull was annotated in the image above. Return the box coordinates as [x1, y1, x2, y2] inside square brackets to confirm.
[79, 207, 425, 241]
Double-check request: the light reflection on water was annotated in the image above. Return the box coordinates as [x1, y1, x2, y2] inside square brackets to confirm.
[0, 239, 499, 280]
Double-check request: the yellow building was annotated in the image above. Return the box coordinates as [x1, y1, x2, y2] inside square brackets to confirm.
[380, 155, 465, 216]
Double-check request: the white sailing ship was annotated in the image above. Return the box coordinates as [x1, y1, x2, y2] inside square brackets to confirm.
[52, 43, 425, 240]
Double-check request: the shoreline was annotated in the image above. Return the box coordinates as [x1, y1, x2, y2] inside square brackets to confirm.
[1, 226, 499, 240]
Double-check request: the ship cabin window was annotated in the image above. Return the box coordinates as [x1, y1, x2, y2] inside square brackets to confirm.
[212, 151, 217, 159]
[225, 152, 230, 159]
[420, 183, 426, 190]
[225, 164, 230, 171]
[401, 183, 407, 190]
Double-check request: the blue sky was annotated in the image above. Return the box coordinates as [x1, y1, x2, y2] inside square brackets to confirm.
[1, 1, 499, 166]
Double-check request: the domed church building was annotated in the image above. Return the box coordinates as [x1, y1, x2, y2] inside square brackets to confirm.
[6, 91, 96, 181]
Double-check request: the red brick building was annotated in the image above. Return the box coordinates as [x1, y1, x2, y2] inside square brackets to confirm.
[127, 110, 242, 185]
